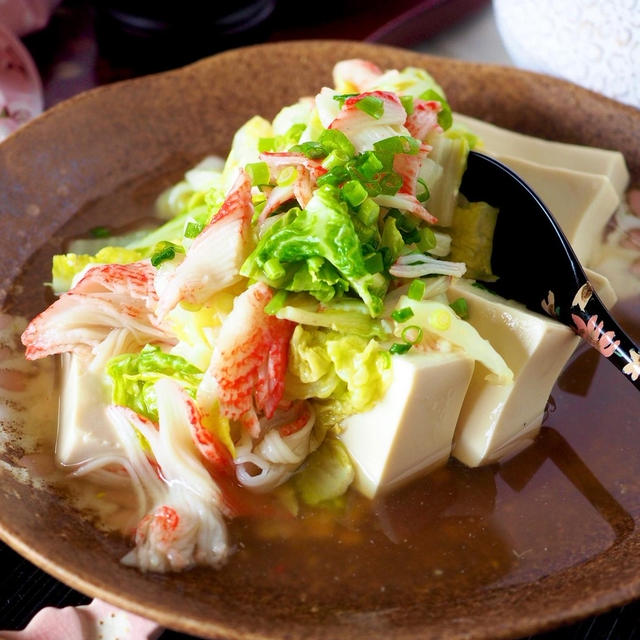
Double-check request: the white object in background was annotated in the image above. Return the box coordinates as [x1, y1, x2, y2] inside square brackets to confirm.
[493, 0, 640, 109]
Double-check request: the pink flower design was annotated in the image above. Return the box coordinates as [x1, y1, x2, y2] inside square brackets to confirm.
[571, 313, 620, 357]
[623, 349, 640, 381]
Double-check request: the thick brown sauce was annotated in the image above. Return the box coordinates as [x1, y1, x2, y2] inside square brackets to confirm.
[4, 170, 640, 613]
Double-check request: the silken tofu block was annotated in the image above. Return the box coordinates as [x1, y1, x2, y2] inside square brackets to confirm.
[339, 351, 474, 499]
[57, 351, 122, 466]
[490, 156, 620, 266]
[453, 112, 630, 197]
[448, 279, 580, 467]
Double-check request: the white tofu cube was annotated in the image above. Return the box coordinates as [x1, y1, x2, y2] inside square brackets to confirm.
[454, 113, 630, 197]
[448, 279, 579, 467]
[489, 156, 619, 265]
[339, 351, 474, 499]
[57, 352, 122, 466]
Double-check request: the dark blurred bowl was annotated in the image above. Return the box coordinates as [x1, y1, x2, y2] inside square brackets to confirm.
[94, 0, 277, 71]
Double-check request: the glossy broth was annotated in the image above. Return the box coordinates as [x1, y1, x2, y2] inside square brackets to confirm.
[4, 169, 640, 610]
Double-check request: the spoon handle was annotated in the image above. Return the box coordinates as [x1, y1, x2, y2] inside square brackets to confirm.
[547, 281, 640, 390]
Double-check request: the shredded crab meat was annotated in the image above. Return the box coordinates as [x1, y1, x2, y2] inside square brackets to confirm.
[206, 282, 295, 438]
[259, 184, 295, 222]
[235, 401, 316, 493]
[333, 59, 383, 92]
[405, 99, 442, 141]
[390, 253, 467, 278]
[108, 379, 230, 572]
[155, 169, 254, 318]
[394, 143, 431, 195]
[258, 154, 325, 221]
[328, 90, 409, 153]
[21, 260, 171, 360]
[375, 192, 438, 224]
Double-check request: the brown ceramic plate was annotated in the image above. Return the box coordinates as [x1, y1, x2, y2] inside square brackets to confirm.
[1, 41, 640, 640]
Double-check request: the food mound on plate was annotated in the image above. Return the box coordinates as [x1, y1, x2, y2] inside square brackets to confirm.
[20, 59, 627, 573]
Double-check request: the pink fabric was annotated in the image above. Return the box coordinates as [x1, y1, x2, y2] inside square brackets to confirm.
[0, 0, 59, 37]
[0, 22, 43, 139]
[0, 0, 57, 140]
[0, 598, 162, 640]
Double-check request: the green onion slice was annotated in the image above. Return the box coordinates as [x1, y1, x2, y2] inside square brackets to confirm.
[419, 89, 453, 130]
[355, 95, 384, 119]
[407, 279, 426, 301]
[389, 342, 411, 355]
[90, 226, 110, 238]
[450, 297, 469, 319]
[264, 289, 288, 315]
[391, 306, 415, 323]
[151, 241, 185, 268]
[401, 325, 423, 345]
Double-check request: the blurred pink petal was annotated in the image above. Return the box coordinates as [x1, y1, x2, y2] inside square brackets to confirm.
[0, 1, 60, 37]
[0, 598, 163, 640]
[0, 22, 43, 140]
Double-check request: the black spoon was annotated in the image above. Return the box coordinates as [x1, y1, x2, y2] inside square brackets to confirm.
[460, 150, 640, 390]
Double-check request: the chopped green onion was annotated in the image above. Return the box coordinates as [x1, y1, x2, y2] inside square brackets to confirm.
[253, 199, 266, 220]
[363, 181, 382, 197]
[264, 257, 286, 280]
[417, 227, 437, 252]
[389, 209, 417, 232]
[264, 289, 288, 315]
[317, 165, 350, 187]
[355, 95, 384, 119]
[450, 297, 469, 319]
[380, 246, 394, 269]
[407, 279, 426, 301]
[417, 177, 430, 203]
[150, 241, 184, 267]
[403, 229, 421, 244]
[401, 325, 423, 345]
[246, 161, 271, 186]
[357, 198, 380, 225]
[354, 151, 384, 180]
[258, 137, 276, 152]
[319, 129, 355, 157]
[90, 226, 110, 238]
[276, 166, 298, 187]
[332, 93, 358, 107]
[278, 123, 306, 149]
[364, 252, 384, 274]
[373, 136, 420, 156]
[419, 89, 453, 130]
[322, 149, 349, 171]
[289, 141, 326, 159]
[389, 342, 411, 355]
[379, 171, 403, 196]
[342, 180, 368, 207]
[380, 350, 392, 369]
[400, 95, 414, 115]
[391, 306, 415, 323]
[184, 220, 204, 239]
